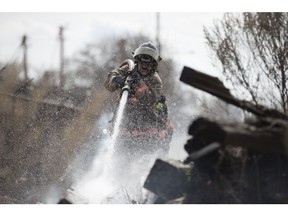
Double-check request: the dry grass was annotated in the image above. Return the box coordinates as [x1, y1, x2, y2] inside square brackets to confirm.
[0, 64, 108, 203]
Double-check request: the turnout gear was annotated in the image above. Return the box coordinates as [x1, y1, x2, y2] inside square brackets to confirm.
[104, 42, 173, 159]
[105, 61, 162, 106]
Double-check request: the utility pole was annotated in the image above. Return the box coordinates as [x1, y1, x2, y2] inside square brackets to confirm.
[21, 35, 29, 81]
[59, 26, 65, 89]
[156, 12, 161, 54]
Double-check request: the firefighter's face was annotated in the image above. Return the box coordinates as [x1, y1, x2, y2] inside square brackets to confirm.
[138, 62, 153, 76]
[137, 55, 156, 76]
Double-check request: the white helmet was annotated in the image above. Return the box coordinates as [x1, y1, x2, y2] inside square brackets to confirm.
[132, 42, 162, 63]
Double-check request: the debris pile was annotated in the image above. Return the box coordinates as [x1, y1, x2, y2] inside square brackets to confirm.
[143, 66, 288, 204]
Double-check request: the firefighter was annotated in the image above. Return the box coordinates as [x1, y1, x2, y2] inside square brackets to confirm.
[105, 41, 173, 161]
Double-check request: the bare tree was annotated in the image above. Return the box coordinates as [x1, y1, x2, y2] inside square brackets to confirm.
[204, 12, 288, 114]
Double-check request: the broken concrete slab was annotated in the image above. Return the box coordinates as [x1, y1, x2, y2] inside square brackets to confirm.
[144, 159, 193, 201]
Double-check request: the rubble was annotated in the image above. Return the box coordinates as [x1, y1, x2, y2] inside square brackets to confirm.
[144, 66, 288, 204]
[144, 159, 192, 203]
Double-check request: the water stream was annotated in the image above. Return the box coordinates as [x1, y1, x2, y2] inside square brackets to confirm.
[69, 90, 130, 203]
[109, 90, 129, 156]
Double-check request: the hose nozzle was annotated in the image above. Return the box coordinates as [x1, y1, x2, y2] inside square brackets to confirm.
[122, 75, 132, 92]
[122, 83, 130, 92]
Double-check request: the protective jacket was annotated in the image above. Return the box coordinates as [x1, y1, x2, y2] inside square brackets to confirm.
[105, 61, 173, 154]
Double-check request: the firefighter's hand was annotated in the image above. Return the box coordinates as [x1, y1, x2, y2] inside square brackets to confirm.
[129, 68, 141, 80]
[113, 76, 126, 88]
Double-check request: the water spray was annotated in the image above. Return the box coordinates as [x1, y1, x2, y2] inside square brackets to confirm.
[72, 59, 137, 204]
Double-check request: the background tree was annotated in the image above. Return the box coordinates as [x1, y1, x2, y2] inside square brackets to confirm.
[204, 12, 288, 114]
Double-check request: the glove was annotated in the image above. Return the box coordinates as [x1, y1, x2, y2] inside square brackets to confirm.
[129, 68, 141, 80]
[125, 68, 141, 90]
[113, 76, 126, 88]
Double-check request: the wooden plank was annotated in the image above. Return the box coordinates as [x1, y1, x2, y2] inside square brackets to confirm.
[180, 66, 288, 120]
